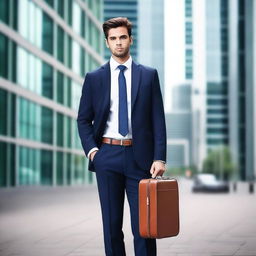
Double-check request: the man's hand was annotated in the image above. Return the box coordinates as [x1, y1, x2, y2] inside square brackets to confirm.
[90, 150, 98, 161]
[150, 161, 166, 178]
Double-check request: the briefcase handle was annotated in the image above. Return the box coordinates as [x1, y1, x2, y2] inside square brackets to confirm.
[153, 176, 176, 181]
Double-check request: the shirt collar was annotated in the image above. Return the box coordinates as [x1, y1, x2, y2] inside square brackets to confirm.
[110, 56, 132, 71]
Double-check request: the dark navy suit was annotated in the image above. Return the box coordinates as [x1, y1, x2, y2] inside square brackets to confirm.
[77, 61, 166, 256]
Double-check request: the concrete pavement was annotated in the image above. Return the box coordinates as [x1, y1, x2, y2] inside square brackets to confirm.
[0, 178, 256, 256]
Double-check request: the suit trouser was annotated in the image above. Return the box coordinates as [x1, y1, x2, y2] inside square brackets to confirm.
[93, 143, 157, 256]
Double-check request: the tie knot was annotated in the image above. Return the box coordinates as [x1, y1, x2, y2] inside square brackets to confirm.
[118, 65, 127, 72]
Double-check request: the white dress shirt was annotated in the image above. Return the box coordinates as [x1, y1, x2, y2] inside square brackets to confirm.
[88, 56, 133, 159]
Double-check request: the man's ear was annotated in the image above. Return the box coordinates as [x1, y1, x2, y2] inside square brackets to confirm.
[105, 38, 109, 48]
[130, 36, 133, 45]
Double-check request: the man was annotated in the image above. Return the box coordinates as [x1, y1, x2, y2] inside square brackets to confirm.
[77, 17, 166, 256]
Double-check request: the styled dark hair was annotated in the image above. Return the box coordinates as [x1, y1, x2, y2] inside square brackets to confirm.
[102, 17, 132, 39]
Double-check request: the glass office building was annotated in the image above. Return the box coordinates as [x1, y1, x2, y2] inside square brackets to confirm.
[0, 0, 104, 187]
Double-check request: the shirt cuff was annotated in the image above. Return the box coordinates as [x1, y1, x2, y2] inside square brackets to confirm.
[87, 147, 99, 160]
[153, 160, 166, 164]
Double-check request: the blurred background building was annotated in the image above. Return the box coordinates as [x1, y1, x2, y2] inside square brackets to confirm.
[0, 0, 104, 187]
[0, 0, 255, 188]
[164, 0, 256, 181]
[137, 0, 165, 95]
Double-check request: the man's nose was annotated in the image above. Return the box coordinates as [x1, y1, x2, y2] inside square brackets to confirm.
[116, 38, 121, 45]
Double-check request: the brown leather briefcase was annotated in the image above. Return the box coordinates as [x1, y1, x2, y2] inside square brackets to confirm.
[139, 177, 180, 239]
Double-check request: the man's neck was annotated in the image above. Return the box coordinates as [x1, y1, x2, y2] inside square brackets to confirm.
[112, 54, 130, 64]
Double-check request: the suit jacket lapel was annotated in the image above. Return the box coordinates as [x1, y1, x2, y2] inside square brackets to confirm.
[131, 61, 141, 112]
[101, 62, 111, 119]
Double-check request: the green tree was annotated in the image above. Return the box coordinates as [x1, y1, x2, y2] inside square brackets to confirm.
[202, 146, 236, 181]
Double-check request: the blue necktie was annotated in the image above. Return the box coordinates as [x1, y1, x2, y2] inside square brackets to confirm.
[118, 65, 129, 137]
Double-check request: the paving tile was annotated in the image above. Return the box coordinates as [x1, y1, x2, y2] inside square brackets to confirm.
[0, 180, 256, 255]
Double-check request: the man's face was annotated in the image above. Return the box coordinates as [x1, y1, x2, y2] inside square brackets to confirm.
[106, 26, 133, 59]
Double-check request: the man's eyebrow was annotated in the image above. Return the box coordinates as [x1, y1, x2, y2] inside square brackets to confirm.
[109, 35, 128, 39]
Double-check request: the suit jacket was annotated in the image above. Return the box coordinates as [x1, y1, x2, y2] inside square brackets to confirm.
[77, 61, 166, 172]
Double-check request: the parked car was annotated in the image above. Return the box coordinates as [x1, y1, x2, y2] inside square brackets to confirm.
[192, 173, 229, 193]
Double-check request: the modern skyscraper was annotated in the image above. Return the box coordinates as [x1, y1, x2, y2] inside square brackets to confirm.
[165, 0, 256, 180]
[103, 0, 138, 61]
[137, 0, 165, 95]
[229, 0, 256, 181]
[0, 0, 104, 187]
[164, 0, 206, 170]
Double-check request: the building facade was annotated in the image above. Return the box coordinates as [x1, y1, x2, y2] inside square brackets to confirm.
[137, 0, 165, 95]
[0, 0, 104, 187]
[229, 0, 256, 181]
[164, 0, 256, 180]
[164, 0, 206, 170]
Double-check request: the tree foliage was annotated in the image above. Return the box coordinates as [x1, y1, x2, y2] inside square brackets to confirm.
[202, 146, 236, 180]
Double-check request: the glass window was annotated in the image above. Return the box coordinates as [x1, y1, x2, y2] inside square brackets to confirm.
[207, 99, 228, 105]
[207, 118, 228, 124]
[66, 77, 72, 107]
[81, 11, 85, 38]
[80, 47, 85, 76]
[57, 113, 64, 146]
[72, 41, 81, 75]
[67, 35, 72, 68]
[88, 19, 93, 45]
[239, 96, 245, 123]
[57, 26, 64, 63]
[207, 109, 228, 115]
[28, 101, 37, 141]
[185, 0, 192, 17]
[0, 89, 7, 135]
[57, 0, 65, 18]
[72, 2, 81, 35]
[41, 149, 53, 185]
[19, 146, 27, 185]
[41, 107, 53, 144]
[66, 153, 72, 185]
[42, 13, 53, 54]
[56, 151, 64, 185]
[57, 71, 64, 104]
[19, 146, 39, 185]
[9, 143, 16, 186]
[73, 155, 85, 184]
[0, 0, 9, 24]
[19, 98, 28, 139]
[42, 62, 53, 99]
[207, 138, 228, 145]
[0, 33, 8, 79]
[72, 81, 82, 111]
[73, 119, 82, 149]
[0, 142, 7, 187]
[44, 0, 54, 8]
[11, 41, 17, 83]
[18, 0, 28, 39]
[17, 47, 28, 88]
[207, 128, 228, 134]
[185, 49, 193, 79]
[66, 116, 72, 148]
[185, 22, 193, 45]
[207, 82, 228, 95]
[67, 0, 73, 26]
[9, 93, 16, 137]
[221, 55, 228, 76]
